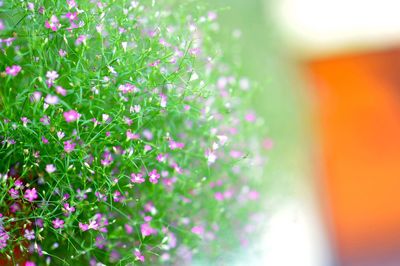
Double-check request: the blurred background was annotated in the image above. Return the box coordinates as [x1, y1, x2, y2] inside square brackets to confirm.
[208, 0, 400, 265]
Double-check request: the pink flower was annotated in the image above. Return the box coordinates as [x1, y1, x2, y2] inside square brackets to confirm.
[148, 169, 160, 184]
[126, 130, 139, 140]
[35, 219, 44, 228]
[62, 194, 70, 201]
[27, 2, 35, 11]
[63, 203, 75, 216]
[25, 262, 36, 266]
[159, 38, 170, 47]
[134, 250, 145, 262]
[52, 218, 64, 229]
[75, 35, 87, 46]
[124, 224, 133, 234]
[245, 111, 256, 122]
[230, 150, 243, 159]
[79, 222, 89, 231]
[144, 145, 152, 152]
[217, 135, 228, 145]
[160, 253, 171, 261]
[8, 188, 18, 199]
[79, 220, 99, 231]
[214, 192, 224, 201]
[67, 22, 79, 32]
[142, 129, 153, 140]
[63, 110, 80, 122]
[263, 138, 274, 150]
[169, 140, 185, 150]
[0, 19, 4, 31]
[14, 180, 24, 189]
[41, 136, 49, 144]
[31, 91, 42, 102]
[208, 11, 218, 21]
[1, 37, 16, 47]
[171, 162, 182, 173]
[163, 177, 176, 188]
[131, 104, 141, 113]
[45, 15, 60, 31]
[1, 230, 10, 249]
[55, 86, 67, 96]
[102, 113, 111, 123]
[44, 94, 59, 105]
[10, 203, 21, 213]
[95, 191, 106, 201]
[21, 117, 30, 126]
[45, 164, 56, 173]
[63, 140, 76, 153]
[143, 201, 156, 213]
[46, 70, 59, 81]
[40, 115, 50, 125]
[123, 116, 133, 126]
[130, 173, 145, 184]
[191, 226, 204, 236]
[248, 190, 259, 200]
[118, 83, 137, 94]
[100, 151, 113, 166]
[88, 220, 99, 230]
[141, 223, 156, 237]
[57, 131, 65, 140]
[76, 189, 88, 201]
[149, 60, 160, 67]
[113, 191, 123, 202]
[156, 153, 167, 162]
[24, 188, 38, 202]
[5, 65, 22, 76]
[65, 12, 78, 22]
[67, 0, 76, 8]
[160, 94, 167, 108]
[45, 70, 59, 87]
[59, 49, 67, 57]
[24, 229, 35, 240]
[95, 235, 106, 249]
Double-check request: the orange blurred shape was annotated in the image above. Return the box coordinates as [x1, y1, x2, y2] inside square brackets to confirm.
[308, 47, 400, 265]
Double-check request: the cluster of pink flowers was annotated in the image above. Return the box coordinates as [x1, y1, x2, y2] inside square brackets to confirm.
[45, 15, 61, 31]
[0, 230, 9, 250]
[0, 0, 266, 264]
[5, 65, 21, 76]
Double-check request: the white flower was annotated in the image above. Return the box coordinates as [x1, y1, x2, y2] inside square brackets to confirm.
[45, 164, 56, 174]
[46, 70, 59, 81]
[44, 94, 59, 105]
[206, 150, 217, 164]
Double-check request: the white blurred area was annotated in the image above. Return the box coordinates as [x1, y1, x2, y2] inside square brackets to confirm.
[272, 0, 400, 56]
[232, 186, 331, 266]
[257, 198, 331, 266]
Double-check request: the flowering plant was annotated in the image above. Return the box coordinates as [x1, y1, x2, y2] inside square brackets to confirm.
[0, 0, 266, 265]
